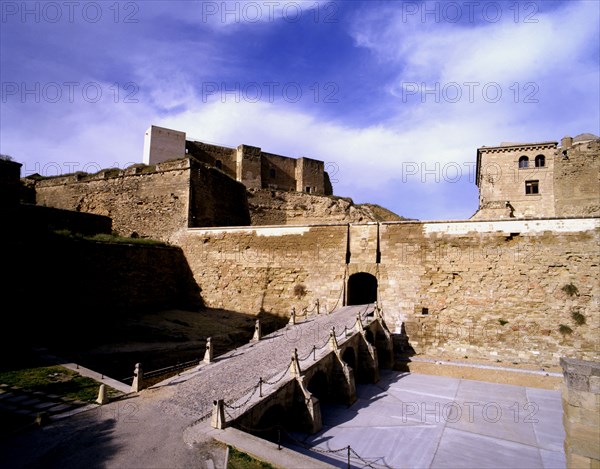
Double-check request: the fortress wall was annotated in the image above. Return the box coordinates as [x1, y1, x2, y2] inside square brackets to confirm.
[554, 140, 600, 217]
[1, 233, 201, 346]
[181, 225, 348, 315]
[380, 219, 599, 366]
[261, 152, 297, 191]
[34, 160, 191, 242]
[189, 161, 251, 228]
[183, 218, 599, 366]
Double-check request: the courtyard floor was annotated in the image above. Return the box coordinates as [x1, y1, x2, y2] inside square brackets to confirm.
[287, 370, 566, 469]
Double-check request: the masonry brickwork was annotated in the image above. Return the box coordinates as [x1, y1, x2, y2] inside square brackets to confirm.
[560, 358, 600, 468]
[473, 133, 599, 220]
[180, 219, 599, 367]
[30, 158, 250, 243]
[143, 125, 333, 195]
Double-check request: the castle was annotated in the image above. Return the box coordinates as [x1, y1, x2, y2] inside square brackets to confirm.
[3, 130, 599, 368]
[143, 125, 332, 195]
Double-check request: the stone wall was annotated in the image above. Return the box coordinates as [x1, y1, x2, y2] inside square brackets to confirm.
[474, 142, 557, 219]
[473, 135, 600, 220]
[554, 139, 600, 218]
[29, 158, 250, 242]
[0, 159, 22, 207]
[2, 204, 112, 236]
[143, 125, 186, 165]
[1, 230, 201, 347]
[189, 159, 251, 228]
[180, 218, 600, 366]
[560, 357, 600, 468]
[33, 159, 191, 242]
[295, 157, 325, 194]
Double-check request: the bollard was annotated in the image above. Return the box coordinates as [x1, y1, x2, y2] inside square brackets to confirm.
[289, 348, 302, 377]
[131, 363, 143, 393]
[315, 299, 320, 315]
[203, 337, 214, 364]
[252, 319, 262, 342]
[96, 384, 108, 405]
[211, 399, 226, 429]
[288, 307, 296, 325]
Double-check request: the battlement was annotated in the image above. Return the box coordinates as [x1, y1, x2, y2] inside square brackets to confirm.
[144, 125, 331, 195]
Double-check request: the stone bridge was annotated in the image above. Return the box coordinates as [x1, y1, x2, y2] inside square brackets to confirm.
[210, 304, 394, 436]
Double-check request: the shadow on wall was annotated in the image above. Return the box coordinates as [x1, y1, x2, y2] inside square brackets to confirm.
[392, 323, 416, 373]
[1, 226, 203, 353]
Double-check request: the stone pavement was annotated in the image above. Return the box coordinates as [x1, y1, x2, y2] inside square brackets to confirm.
[287, 371, 566, 469]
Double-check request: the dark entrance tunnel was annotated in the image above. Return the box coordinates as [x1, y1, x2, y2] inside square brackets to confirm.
[347, 272, 377, 305]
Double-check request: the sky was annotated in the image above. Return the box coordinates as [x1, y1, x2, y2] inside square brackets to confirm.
[1, 0, 599, 220]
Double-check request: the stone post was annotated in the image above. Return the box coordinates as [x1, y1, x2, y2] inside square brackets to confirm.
[328, 328, 339, 352]
[560, 357, 600, 468]
[289, 348, 302, 378]
[354, 313, 364, 333]
[131, 363, 143, 393]
[288, 307, 296, 325]
[315, 299, 320, 315]
[252, 319, 262, 342]
[96, 384, 108, 405]
[203, 337, 214, 364]
[211, 399, 226, 429]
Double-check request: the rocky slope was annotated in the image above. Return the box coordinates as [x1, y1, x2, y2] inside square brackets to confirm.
[248, 189, 409, 225]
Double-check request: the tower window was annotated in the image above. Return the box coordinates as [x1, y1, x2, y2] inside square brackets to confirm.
[215, 160, 222, 169]
[305, 186, 311, 193]
[269, 168, 276, 178]
[535, 154, 545, 167]
[525, 180, 539, 195]
[518, 156, 529, 169]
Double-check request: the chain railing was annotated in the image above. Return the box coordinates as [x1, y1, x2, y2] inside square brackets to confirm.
[231, 421, 382, 468]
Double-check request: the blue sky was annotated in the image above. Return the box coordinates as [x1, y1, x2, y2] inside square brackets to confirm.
[1, 0, 599, 220]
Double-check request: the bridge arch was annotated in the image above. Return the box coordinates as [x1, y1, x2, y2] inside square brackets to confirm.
[347, 272, 377, 305]
[307, 370, 329, 402]
[341, 346, 357, 370]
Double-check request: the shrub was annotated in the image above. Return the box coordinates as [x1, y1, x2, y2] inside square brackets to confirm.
[498, 319, 509, 326]
[293, 284, 307, 298]
[559, 324, 573, 335]
[571, 311, 586, 325]
[562, 283, 579, 297]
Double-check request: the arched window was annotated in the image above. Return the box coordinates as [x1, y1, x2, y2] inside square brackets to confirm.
[215, 159, 222, 170]
[518, 156, 529, 169]
[535, 154, 545, 167]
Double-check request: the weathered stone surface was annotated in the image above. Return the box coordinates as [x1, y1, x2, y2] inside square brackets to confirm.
[182, 218, 600, 366]
[473, 134, 599, 220]
[561, 357, 600, 468]
[248, 189, 405, 225]
[29, 158, 250, 242]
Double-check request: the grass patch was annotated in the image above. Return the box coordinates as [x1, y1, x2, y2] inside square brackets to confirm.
[53, 229, 168, 247]
[228, 446, 274, 469]
[0, 366, 121, 403]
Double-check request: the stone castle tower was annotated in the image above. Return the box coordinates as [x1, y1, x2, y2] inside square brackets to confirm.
[472, 133, 599, 219]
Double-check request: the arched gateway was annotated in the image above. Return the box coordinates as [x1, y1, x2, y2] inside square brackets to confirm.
[346, 272, 377, 305]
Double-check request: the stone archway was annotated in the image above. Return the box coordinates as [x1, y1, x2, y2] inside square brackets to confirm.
[347, 272, 377, 305]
